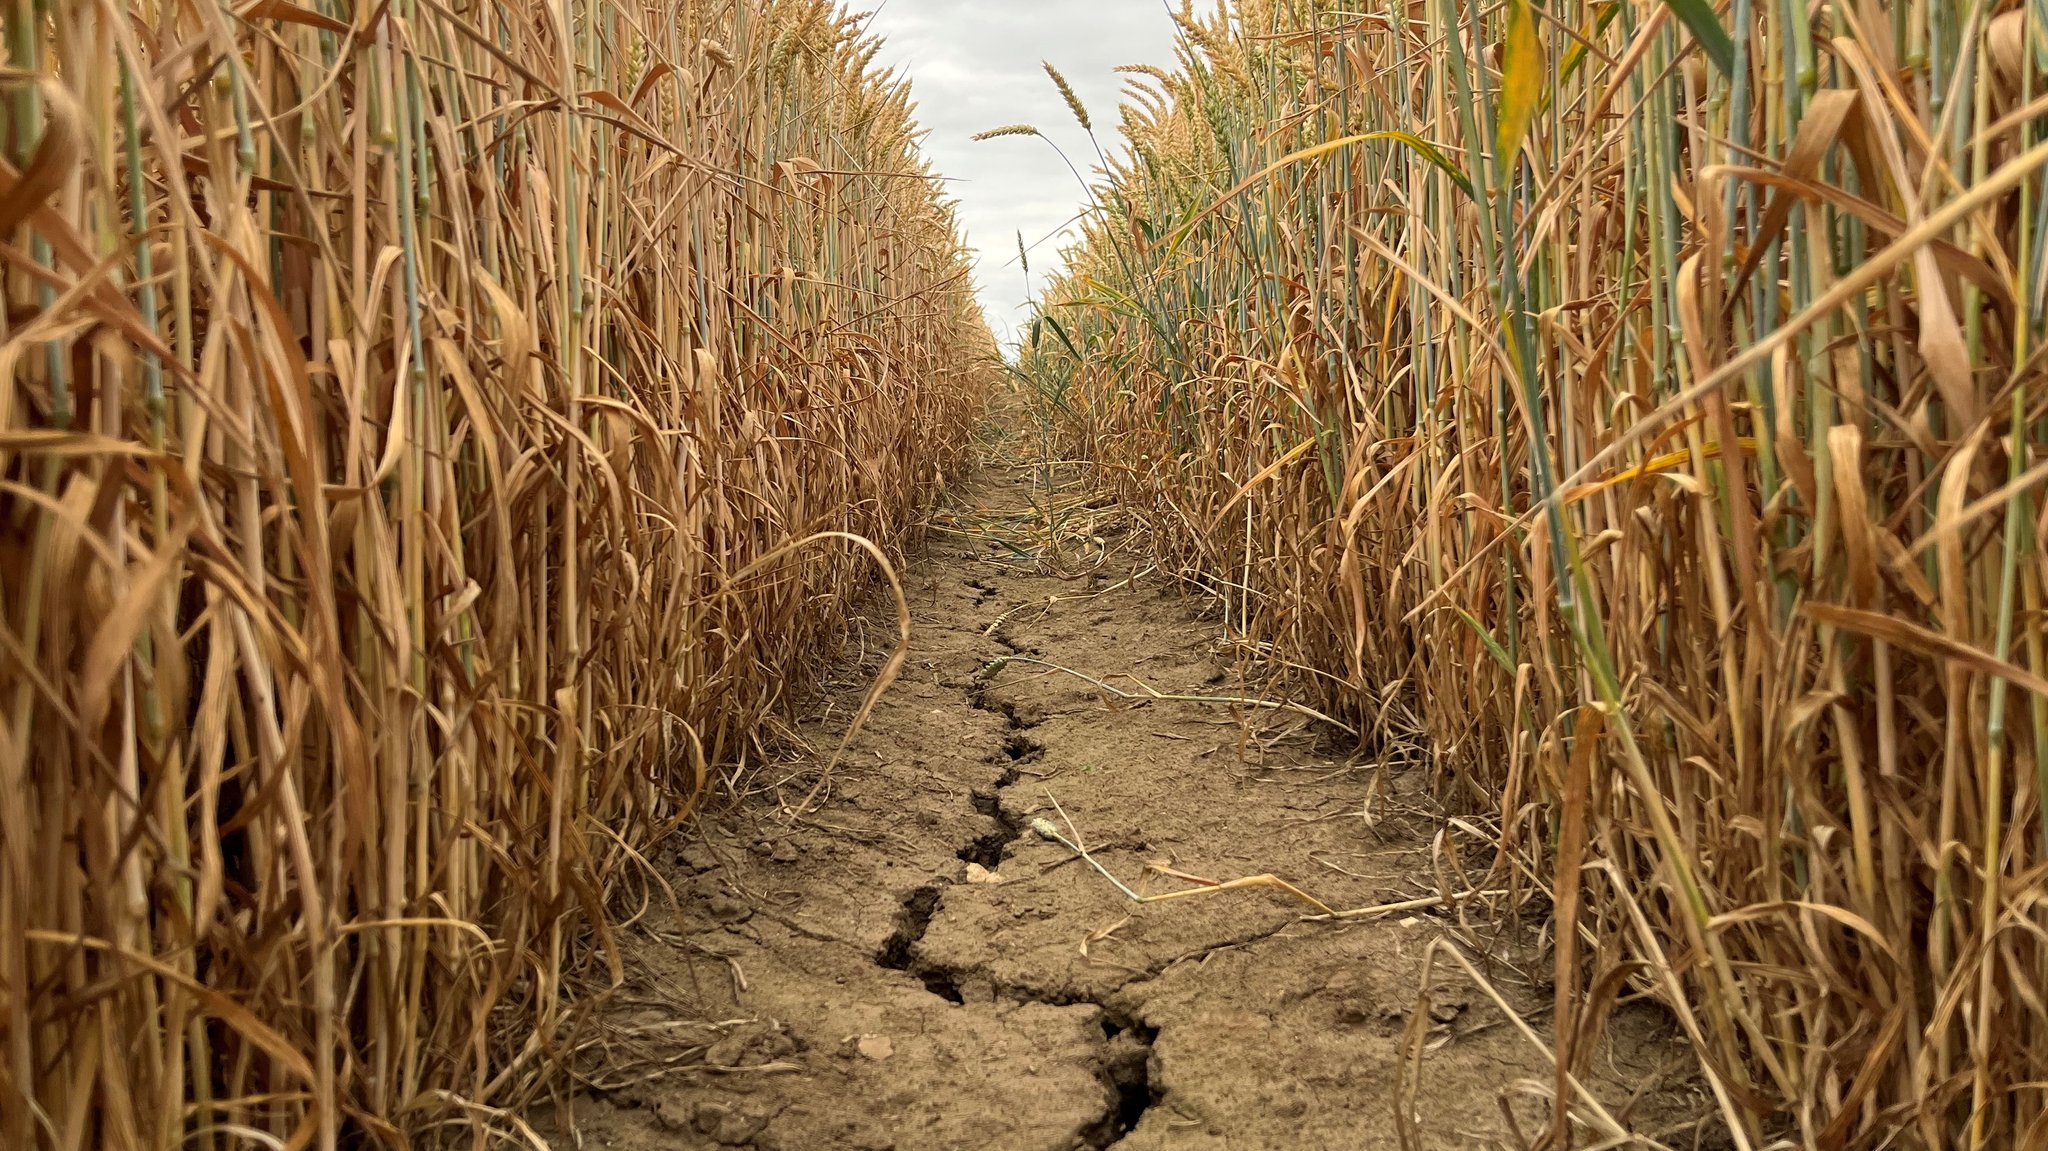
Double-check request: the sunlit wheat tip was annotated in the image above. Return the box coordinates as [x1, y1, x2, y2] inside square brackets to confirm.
[1041, 62, 1091, 131]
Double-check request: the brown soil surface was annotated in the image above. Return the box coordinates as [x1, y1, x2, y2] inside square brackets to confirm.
[533, 423, 1720, 1150]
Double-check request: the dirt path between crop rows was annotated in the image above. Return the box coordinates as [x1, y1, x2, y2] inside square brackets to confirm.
[536, 421, 1717, 1151]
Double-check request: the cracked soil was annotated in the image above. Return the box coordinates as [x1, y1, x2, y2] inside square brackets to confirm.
[536, 423, 1717, 1151]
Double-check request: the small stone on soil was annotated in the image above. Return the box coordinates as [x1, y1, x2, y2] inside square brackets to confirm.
[678, 844, 720, 873]
[692, 1101, 731, 1135]
[771, 840, 801, 863]
[706, 894, 753, 924]
[652, 1097, 693, 1133]
[681, 1100, 767, 1146]
[839, 1033, 893, 1061]
[704, 1024, 799, 1070]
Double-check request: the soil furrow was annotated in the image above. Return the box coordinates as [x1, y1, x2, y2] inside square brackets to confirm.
[537, 426, 1717, 1150]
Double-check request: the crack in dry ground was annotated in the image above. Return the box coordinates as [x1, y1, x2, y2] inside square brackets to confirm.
[880, 674, 1157, 1148]
[535, 426, 1719, 1151]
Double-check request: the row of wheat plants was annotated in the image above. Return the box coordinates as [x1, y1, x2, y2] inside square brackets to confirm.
[0, 0, 993, 1145]
[1014, 0, 2048, 1145]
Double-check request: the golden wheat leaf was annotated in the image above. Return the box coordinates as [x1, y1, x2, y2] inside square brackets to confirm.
[1494, 0, 1542, 182]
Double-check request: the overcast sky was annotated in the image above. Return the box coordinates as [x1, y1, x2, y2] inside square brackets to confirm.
[865, 2, 1182, 345]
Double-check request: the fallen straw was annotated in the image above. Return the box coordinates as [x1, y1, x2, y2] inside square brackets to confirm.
[1029, 799, 1504, 922]
[1028, 813, 1340, 917]
[1030, 817, 1145, 901]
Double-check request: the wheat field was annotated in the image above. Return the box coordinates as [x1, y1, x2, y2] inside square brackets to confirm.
[1016, 0, 2048, 1146]
[9, 0, 2048, 1145]
[0, 0, 992, 1146]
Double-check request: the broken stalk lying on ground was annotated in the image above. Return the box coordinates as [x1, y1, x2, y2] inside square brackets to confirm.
[1028, 815, 1340, 917]
[1031, 808, 1516, 926]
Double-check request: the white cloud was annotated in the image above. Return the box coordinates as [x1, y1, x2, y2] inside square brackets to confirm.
[864, 1, 1182, 344]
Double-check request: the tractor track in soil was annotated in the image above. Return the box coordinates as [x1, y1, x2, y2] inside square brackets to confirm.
[536, 423, 1715, 1151]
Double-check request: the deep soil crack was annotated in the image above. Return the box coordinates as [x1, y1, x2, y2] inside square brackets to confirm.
[1089, 1014, 1159, 1148]
[1003, 732, 1045, 761]
[875, 885, 963, 1003]
[912, 642, 1162, 1146]
[884, 606, 1159, 1145]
